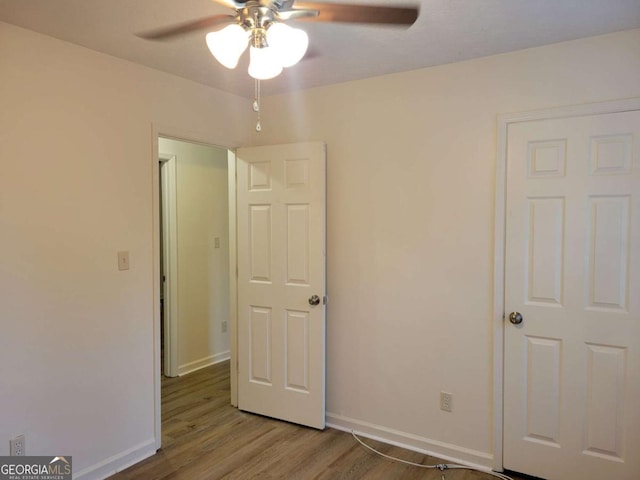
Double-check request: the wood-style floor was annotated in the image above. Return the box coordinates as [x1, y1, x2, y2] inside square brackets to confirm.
[110, 361, 528, 480]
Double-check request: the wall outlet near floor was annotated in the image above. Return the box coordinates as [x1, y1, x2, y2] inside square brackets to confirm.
[440, 392, 453, 412]
[221, 321, 228, 333]
[10, 434, 25, 456]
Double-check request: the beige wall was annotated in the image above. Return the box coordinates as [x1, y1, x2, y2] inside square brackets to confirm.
[158, 138, 230, 373]
[2, 16, 640, 478]
[254, 29, 640, 464]
[0, 22, 250, 479]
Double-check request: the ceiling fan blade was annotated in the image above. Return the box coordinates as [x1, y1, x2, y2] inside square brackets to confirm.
[137, 14, 236, 40]
[210, 0, 246, 8]
[292, 2, 419, 26]
[277, 8, 320, 21]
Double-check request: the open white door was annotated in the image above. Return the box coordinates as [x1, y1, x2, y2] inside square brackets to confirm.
[503, 109, 640, 479]
[236, 141, 326, 429]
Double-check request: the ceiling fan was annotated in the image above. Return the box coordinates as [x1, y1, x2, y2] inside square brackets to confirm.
[139, 0, 420, 81]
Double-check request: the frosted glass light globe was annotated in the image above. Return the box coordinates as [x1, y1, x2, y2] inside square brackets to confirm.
[266, 23, 309, 68]
[206, 24, 249, 69]
[248, 45, 283, 80]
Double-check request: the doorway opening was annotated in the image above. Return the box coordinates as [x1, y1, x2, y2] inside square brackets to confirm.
[155, 135, 237, 448]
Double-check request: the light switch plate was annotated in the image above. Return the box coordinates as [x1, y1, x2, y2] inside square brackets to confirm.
[117, 251, 130, 271]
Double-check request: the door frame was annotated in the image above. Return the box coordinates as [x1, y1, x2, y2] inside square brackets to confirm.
[151, 124, 238, 450]
[159, 153, 179, 378]
[492, 97, 640, 472]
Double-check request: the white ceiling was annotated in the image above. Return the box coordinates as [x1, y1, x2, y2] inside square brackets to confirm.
[1, 0, 639, 98]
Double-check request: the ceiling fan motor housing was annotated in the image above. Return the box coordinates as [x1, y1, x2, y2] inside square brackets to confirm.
[239, 4, 277, 31]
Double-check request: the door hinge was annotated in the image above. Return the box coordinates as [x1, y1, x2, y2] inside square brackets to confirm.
[323, 295, 328, 305]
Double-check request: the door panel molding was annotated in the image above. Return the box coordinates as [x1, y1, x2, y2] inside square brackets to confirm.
[493, 97, 640, 473]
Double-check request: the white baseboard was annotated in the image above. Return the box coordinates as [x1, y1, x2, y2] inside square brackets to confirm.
[178, 351, 230, 376]
[326, 412, 494, 471]
[74, 438, 156, 480]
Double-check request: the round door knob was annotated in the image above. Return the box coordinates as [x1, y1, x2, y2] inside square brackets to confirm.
[308, 295, 320, 306]
[509, 312, 523, 325]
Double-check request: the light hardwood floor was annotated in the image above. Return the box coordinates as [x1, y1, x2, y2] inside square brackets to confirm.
[110, 361, 528, 480]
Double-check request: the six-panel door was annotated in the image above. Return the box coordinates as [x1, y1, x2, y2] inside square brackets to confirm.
[504, 111, 640, 480]
[236, 142, 326, 429]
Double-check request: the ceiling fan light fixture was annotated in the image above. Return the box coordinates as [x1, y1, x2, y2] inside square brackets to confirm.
[248, 45, 283, 80]
[266, 23, 309, 68]
[205, 24, 249, 69]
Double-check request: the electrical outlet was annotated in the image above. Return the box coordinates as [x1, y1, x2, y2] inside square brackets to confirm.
[440, 392, 453, 412]
[221, 321, 228, 333]
[10, 434, 25, 456]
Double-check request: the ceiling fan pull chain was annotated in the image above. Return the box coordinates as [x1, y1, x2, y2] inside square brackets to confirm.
[253, 78, 262, 132]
